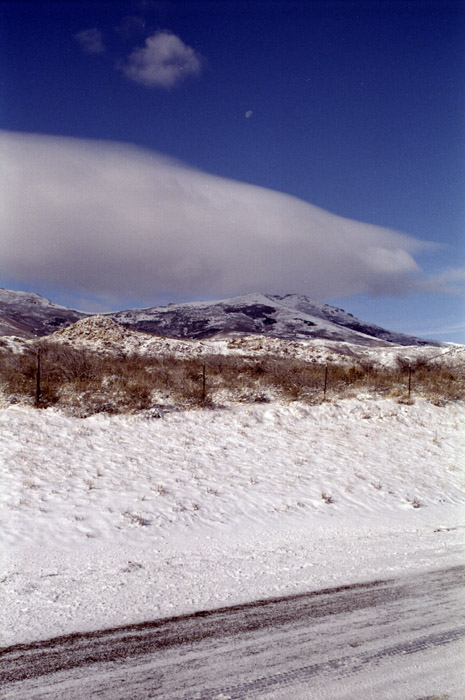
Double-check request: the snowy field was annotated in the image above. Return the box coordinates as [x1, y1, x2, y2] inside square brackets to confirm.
[1, 395, 464, 654]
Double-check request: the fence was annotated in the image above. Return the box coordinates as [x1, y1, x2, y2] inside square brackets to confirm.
[1, 341, 459, 414]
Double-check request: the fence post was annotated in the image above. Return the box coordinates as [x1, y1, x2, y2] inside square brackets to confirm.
[408, 365, 412, 399]
[201, 363, 206, 403]
[323, 364, 328, 400]
[35, 349, 41, 406]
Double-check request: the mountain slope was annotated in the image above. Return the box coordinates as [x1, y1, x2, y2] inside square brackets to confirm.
[112, 293, 439, 347]
[0, 289, 88, 338]
[0, 288, 440, 346]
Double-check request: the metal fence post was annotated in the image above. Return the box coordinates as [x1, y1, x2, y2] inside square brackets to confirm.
[35, 349, 41, 406]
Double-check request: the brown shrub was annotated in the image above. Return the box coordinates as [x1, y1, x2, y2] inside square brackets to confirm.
[0, 342, 463, 413]
[0, 348, 37, 400]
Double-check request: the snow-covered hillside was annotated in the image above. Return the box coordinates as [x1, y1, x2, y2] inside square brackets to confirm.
[111, 292, 440, 345]
[0, 288, 442, 346]
[4, 314, 462, 373]
[51, 314, 462, 369]
[1, 397, 464, 649]
[0, 288, 87, 338]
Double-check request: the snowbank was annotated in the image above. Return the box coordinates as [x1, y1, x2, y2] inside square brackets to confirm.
[1, 398, 464, 646]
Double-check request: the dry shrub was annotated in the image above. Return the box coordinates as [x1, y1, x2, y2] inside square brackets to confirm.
[0, 341, 463, 414]
[412, 365, 463, 403]
[170, 361, 207, 406]
[0, 347, 37, 401]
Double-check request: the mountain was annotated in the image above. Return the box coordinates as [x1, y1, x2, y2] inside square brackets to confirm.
[0, 288, 440, 347]
[111, 293, 439, 347]
[0, 289, 88, 339]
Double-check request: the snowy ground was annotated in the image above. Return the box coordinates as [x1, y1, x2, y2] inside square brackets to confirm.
[4, 312, 465, 373]
[1, 396, 464, 651]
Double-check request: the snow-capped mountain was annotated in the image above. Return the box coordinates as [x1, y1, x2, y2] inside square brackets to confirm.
[0, 288, 440, 346]
[0, 289, 88, 338]
[112, 293, 439, 347]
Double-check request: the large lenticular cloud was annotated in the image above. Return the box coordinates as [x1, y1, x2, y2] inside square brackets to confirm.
[0, 131, 429, 306]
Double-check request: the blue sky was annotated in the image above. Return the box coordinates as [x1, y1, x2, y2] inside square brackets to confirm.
[1, 0, 464, 342]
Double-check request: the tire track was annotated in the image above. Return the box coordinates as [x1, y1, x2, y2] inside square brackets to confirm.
[1, 566, 464, 699]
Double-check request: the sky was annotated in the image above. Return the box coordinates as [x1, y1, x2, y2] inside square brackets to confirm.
[0, 0, 464, 342]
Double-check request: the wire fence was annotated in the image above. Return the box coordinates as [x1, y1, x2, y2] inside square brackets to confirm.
[1, 343, 460, 413]
[1, 339, 464, 415]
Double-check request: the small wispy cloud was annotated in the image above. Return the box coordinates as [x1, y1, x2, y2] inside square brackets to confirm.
[74, 28, 105, 55]
[0, 131, 439, 309]
[427, 323, 465, 337]
[415, 265, 465, 296]
[119, 30, 203, 88]
[433, 266, 465, 288]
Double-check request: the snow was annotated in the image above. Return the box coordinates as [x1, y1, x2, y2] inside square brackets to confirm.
[1, 287, 442, 345]
[0, 288, 75, 312]
[111, 292, 436, 346]
[1, 396, 464, 648]
[6, 314, 464, 377]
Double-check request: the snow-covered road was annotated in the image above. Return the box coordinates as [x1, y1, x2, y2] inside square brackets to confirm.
[2, 565, 464, 699]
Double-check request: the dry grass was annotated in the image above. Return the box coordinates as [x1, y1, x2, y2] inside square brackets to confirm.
[0, 340, 463, 415]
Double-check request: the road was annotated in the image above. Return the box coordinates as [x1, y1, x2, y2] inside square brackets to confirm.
[1, 565, 464, 699]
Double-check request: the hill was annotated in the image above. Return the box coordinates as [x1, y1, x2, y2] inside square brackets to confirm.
[0, 289, 440, 347]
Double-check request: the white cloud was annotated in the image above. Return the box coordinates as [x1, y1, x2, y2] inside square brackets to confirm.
[0, 131, 434, 307]
[120, 31, 203, 88]
[409, 265, 465, 297]
[432, 266, 465, 289]
[74, 28, 105, 55]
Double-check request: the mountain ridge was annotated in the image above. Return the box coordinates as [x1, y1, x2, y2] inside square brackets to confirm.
[0, 288, 441, 347]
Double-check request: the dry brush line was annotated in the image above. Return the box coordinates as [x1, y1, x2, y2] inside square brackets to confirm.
[0, 342, 463, 414]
